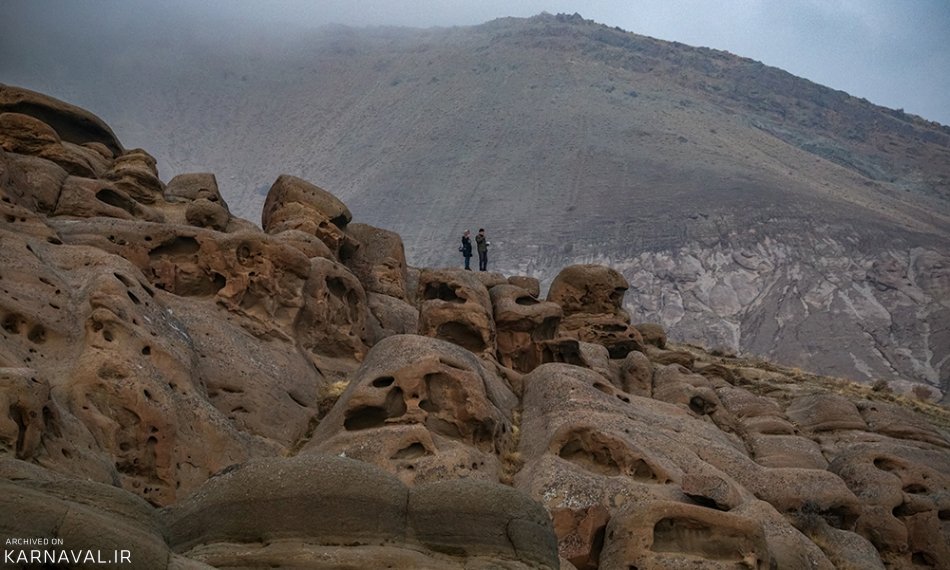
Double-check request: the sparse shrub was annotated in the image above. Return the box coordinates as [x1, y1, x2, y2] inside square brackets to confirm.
[911, 384, 934, 401]
[871, 379, 891, 393]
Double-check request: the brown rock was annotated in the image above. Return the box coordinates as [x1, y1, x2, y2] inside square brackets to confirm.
[619, 350, 653, 397]
[2, 152, 67, 213]
[165, 172, 229, 210]
[409, 479, 559, 568]
[634, 322, 667, 348]
[786, 394, 868, 432]
[305, 334, 517, 484]
[185, 198, 229, 231]
[103, 149, 164, 204]
[54, 176, 163, 222]
[599, 500, 771, 569]
[0, 84, 124, 155]
[0, 459, 171, 568]
[261, 174, 351, 254]
[294, 257, 372, 372]
[550, 505, 609, 570]
[366, 292, 419, 340]
[490, 283, 561, 373]
[508, 274, 541, 297]
[343, 222, 409, 299]
[547, 264, 629, 317]
[417, 268, 496, 356]
[0, 112, 103, 177]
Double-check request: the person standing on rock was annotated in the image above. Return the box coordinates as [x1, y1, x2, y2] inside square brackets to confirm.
[476, 228, 489, 271]
[460, 230, 473, 270]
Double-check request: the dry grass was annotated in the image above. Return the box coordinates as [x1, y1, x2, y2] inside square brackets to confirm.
[670, 341, 950, 430]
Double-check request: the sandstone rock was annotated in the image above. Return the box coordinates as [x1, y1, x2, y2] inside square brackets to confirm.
[164, 454, 409, 552]
[599, 499, 771, 569]
[417, 268, 496, 356]
[634, 322, 667, 348]
[4, 151, 68, 213]
[343, 222, 409, 299]
[828, 444, 950, 562]
[0, 112, 104, 177]
[0, 368, 50, 460]
[366, 291, 419, 340]
[556, 313, 645, 359]
[547, 264, 629, 318]
[472, 270, 508, 289]
[305, 335, 516, 484]
[618, 350, 653, 397]
[490, 283, 561, 373]
[786, 394, 868, 432]
[165, 172, 229, 210]
[0, 84, 124, 155]
[164, 454, 559, 568]
[185, 198, 229, 231]
[270, 228, 334, 259]
[54, 175, 163, 222]
[856, 400, 949, 447]
[261, 174, 351, 254]
[550, 504, 609, 570]
[104, 149, 165, 204]
[409, 478, 559, 568]
[0, 459, 171, 568]
[508, 274, 541, 297]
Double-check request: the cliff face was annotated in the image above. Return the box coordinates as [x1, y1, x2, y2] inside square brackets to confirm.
[2, 86, 949, 569]
[4, 14, 947, 396]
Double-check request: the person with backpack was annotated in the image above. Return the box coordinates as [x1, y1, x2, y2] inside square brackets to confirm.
[476, 228, 489, 271]
[459, 230, 473, 270]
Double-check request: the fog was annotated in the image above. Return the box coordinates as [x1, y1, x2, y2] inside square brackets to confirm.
[1, 0, 948, 125]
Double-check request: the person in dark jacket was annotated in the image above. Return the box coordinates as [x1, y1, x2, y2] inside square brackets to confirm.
[476, 228, 489, 271]
[460, 230, 473, 270]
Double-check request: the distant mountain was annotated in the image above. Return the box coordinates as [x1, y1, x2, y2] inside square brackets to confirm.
[4, 13, 948, 399]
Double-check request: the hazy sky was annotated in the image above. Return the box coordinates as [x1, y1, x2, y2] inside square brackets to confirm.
[2, 0, 949, 125]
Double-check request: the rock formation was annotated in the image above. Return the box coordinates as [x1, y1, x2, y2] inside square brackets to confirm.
[1, 86, 948, 569]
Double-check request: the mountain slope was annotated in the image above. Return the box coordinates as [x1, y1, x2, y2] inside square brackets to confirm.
[3, 13, 948, 398]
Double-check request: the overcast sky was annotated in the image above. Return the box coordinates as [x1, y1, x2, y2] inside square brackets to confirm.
[2, 0, 949, 125]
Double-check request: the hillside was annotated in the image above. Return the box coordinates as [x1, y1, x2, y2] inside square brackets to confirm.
[3, 13, 948, 399]
[2, 86, 949, 568]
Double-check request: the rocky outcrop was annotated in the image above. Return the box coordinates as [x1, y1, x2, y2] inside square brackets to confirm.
[0, 87, 948, 569]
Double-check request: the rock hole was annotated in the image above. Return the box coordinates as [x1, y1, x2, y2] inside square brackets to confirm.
[372, 376, 395, 388]
[143, 389, 152, 400]
[911, 552, 936, 566]
[141, 345, 151, 355]
[558, 434, 621, 476]
[149, 236, 200, 259]
[903, 484, 927, 494]
[326, 276, 348, 298]
[103, 330, 114, 342]
[873, 457, 901, 472]
[515, 295, 539, 306]
[435, 321, 486, 353]
[391, 442, 428, 460]
[423, 282, 463, 303]
[652, 517, 753, 562]
[113, 273, 133, 287]
[1, 313, 22, 334]
[96, 188, 139, 215]
[689, 395, 714, 415]
[119, 442, 131, 451]
[344, 406, 389, 430]
[27, 324, 46, 344]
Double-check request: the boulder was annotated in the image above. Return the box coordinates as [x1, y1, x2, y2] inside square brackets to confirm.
[305, 335, 517, 484]
[0, 84, 124, 155]
[490, 283, 562, 373]
[343, 222, 409, 299]
[417, 268, 495, 357]
[261, 174, 351, 254]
